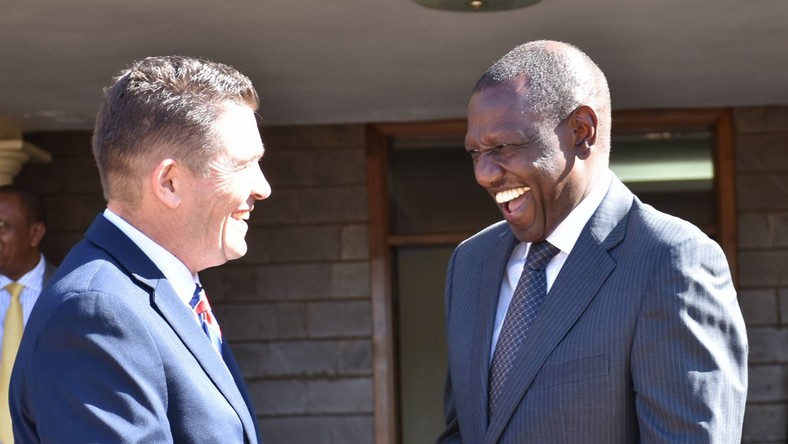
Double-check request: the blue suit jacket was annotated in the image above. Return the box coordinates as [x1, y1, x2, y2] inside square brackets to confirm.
[10, 215, 261, 443]
[438, 178, 748, 443]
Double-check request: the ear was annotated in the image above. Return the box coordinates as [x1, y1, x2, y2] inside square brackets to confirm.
[28, 222, 45, 248]
[151, 158, 183, 209]
[570, 105, 598, 160]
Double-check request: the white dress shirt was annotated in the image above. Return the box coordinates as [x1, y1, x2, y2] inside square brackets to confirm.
[0, 254, 46, 345]
[490, 172, 613, 361]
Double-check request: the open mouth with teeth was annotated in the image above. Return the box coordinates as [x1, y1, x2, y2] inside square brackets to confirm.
[231, 209, 252, 222]
[495, 186, 530, 214]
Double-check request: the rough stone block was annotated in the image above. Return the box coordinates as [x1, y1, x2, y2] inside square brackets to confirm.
[331, 262, 370, 298]
[736, 173, 788, 211]
[738, 251, 788, 288]
[307, 301, 371, 338]
[201, 265, 258, 302]
[230, 342, 268, 378]
[242, 226, 343, 264]
[298, 186, 367, 224]
[260, 415, 373, 444]
[61, 158, 102, 193]
[747, 364, 788, 402]
[251, 379, 306, 415]
[781, 289, 788, 325]
[15, 162, 63, 194]
[779, 288, 788, 327]
[256, 263, 333, 301]
[747, 327, 788, 363]
[215, 303, 306, 341]
[305, 377, 373, 413]
[233, 339, 371, 378]
[24, 131, 93, 159]
[741, 402, 788, 442]
[204, 263, 334, 302]
[310, 149, 367, 185]
[342, 224, 369, 260]
[736, 133, 788, 172]
[735, 106, 788, 134]
[738, 212, 788, 249]
[262, 124, 365, 151]
[42, 194, 106, 232]
[263, 149, 365, 188]
[738, 289, 779, 325]
[42, 232, 85, 265]
[251, 377, 372, 416]
[253, 188, 300, 226]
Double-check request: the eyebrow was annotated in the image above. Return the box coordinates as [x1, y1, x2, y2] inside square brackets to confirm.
[236, 148, 265, 165]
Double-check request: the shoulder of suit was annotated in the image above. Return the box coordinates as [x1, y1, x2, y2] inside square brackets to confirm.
[628, 199, 712, 246]
[456, 220, 511, 250]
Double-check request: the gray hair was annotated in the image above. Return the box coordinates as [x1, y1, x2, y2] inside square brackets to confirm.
[476, 40, 611, 135]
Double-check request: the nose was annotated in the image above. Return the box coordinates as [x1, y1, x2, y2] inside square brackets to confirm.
[473, 154, 504, 189]
[250, 162, 271, 200]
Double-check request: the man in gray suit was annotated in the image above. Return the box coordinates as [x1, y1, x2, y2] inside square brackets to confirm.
[437, 40, 748, 443]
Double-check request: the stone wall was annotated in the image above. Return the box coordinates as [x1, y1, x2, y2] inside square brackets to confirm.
[735, 106, 788, 443]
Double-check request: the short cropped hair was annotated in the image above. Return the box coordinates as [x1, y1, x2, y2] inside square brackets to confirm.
[92, 55, 259, 203]
[0, 184, 47, 228]
[475, 40, 611, 140]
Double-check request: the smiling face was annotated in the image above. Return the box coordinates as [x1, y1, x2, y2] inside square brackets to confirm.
[0, 193, 45, 280]
[465, 77, 591, 243]
[179, 102, 271, 272]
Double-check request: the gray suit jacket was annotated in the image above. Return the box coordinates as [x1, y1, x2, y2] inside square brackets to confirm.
[438, 177, 748, 443]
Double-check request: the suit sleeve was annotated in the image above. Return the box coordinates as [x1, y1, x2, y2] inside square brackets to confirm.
[436, 248, 463, 444]
[16, 291, 172, 443]
[631, 235, 748, 442]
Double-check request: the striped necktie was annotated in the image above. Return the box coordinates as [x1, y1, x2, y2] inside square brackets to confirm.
[1, 282, 24, 444]
[190, 284, 223, 355]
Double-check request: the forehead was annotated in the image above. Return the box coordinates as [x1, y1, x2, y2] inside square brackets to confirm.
[466, 80, 541, 144]
[0, 193, 26, 220]
[212, 102, 265, 161]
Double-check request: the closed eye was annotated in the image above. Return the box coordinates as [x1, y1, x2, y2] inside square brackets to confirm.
[468, 142, 527, 160]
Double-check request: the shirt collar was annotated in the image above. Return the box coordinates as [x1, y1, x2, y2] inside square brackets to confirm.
[103, 208, 198, 306]
[0, 254, 45, 291]
[546, 171, 612, 256]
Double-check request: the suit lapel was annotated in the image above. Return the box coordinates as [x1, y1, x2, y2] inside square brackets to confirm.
[85, 215, 258, 443]
[145, 278, 258, 442]
[484, 178, 633, 444]
[468, 228, 519, 436]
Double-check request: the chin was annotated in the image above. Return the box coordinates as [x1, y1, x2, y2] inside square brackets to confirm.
[223, 243, 248, 261]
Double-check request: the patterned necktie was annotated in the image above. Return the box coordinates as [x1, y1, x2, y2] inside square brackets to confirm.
[488, 241, 560, 418]
[1, 282, 24, 444]
[190, 284, 223, 355]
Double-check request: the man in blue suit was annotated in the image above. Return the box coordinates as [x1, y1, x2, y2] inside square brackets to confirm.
[437, 41, 748, 443]
[10, 56, 270, 442]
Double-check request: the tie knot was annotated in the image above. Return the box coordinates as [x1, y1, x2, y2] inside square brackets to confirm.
[4, 282, 23, 299]
[525, 241, 560, 270]
[190, 284, 212, 315]
[190, 284, 204, 307]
